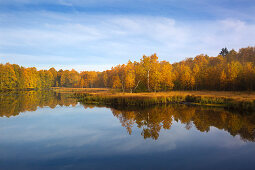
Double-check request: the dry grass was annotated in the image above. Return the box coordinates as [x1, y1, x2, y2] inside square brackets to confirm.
[92, 90, 255, 102]
[53, 87, 255, 102]
[52, 87, 110, 94]
[64, 88, 255, 111]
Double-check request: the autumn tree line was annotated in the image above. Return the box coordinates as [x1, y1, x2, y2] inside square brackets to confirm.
[0, 65, 102, 91]
[1, 46, 255, 92]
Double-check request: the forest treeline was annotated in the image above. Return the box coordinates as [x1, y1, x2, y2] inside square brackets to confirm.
[1, 46, 255, 91]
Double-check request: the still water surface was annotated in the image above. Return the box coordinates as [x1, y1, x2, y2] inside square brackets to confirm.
[1, 91, 255, 170]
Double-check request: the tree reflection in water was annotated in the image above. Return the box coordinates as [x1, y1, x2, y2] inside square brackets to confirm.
[0, 91, 255, 142]
[0, 91, 78, 117]
[110, 105, 255, 141]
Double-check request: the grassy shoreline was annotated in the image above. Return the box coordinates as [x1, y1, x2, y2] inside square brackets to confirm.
[51, 88, 255, 111]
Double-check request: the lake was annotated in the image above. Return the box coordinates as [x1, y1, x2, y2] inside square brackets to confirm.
[1, 91, 255, 170]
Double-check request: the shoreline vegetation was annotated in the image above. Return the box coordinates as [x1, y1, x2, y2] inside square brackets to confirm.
[51, 87, 255, 112]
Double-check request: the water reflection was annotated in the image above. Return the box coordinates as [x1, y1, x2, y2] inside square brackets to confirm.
[0, 91, 255, 142]
[0, 91, 78, 117]
[109, 106, 255, 142]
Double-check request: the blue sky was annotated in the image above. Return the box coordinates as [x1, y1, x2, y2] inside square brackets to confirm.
[0, 0, 255, 71]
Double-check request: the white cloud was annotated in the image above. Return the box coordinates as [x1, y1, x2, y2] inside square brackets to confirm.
[38, 64, 115, 72]
[0, 53, 113, 71]
[1, 12, 255, 70]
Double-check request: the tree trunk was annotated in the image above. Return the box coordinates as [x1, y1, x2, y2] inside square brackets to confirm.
[121, 82, 125, 92]
[133, 80, 140, 91]
[147, 70, 150, 91]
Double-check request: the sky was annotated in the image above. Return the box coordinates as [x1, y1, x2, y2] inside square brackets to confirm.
[0, 0, 255, 71]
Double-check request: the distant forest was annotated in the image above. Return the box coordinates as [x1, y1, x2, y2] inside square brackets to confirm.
[1, 46, 255, 92]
